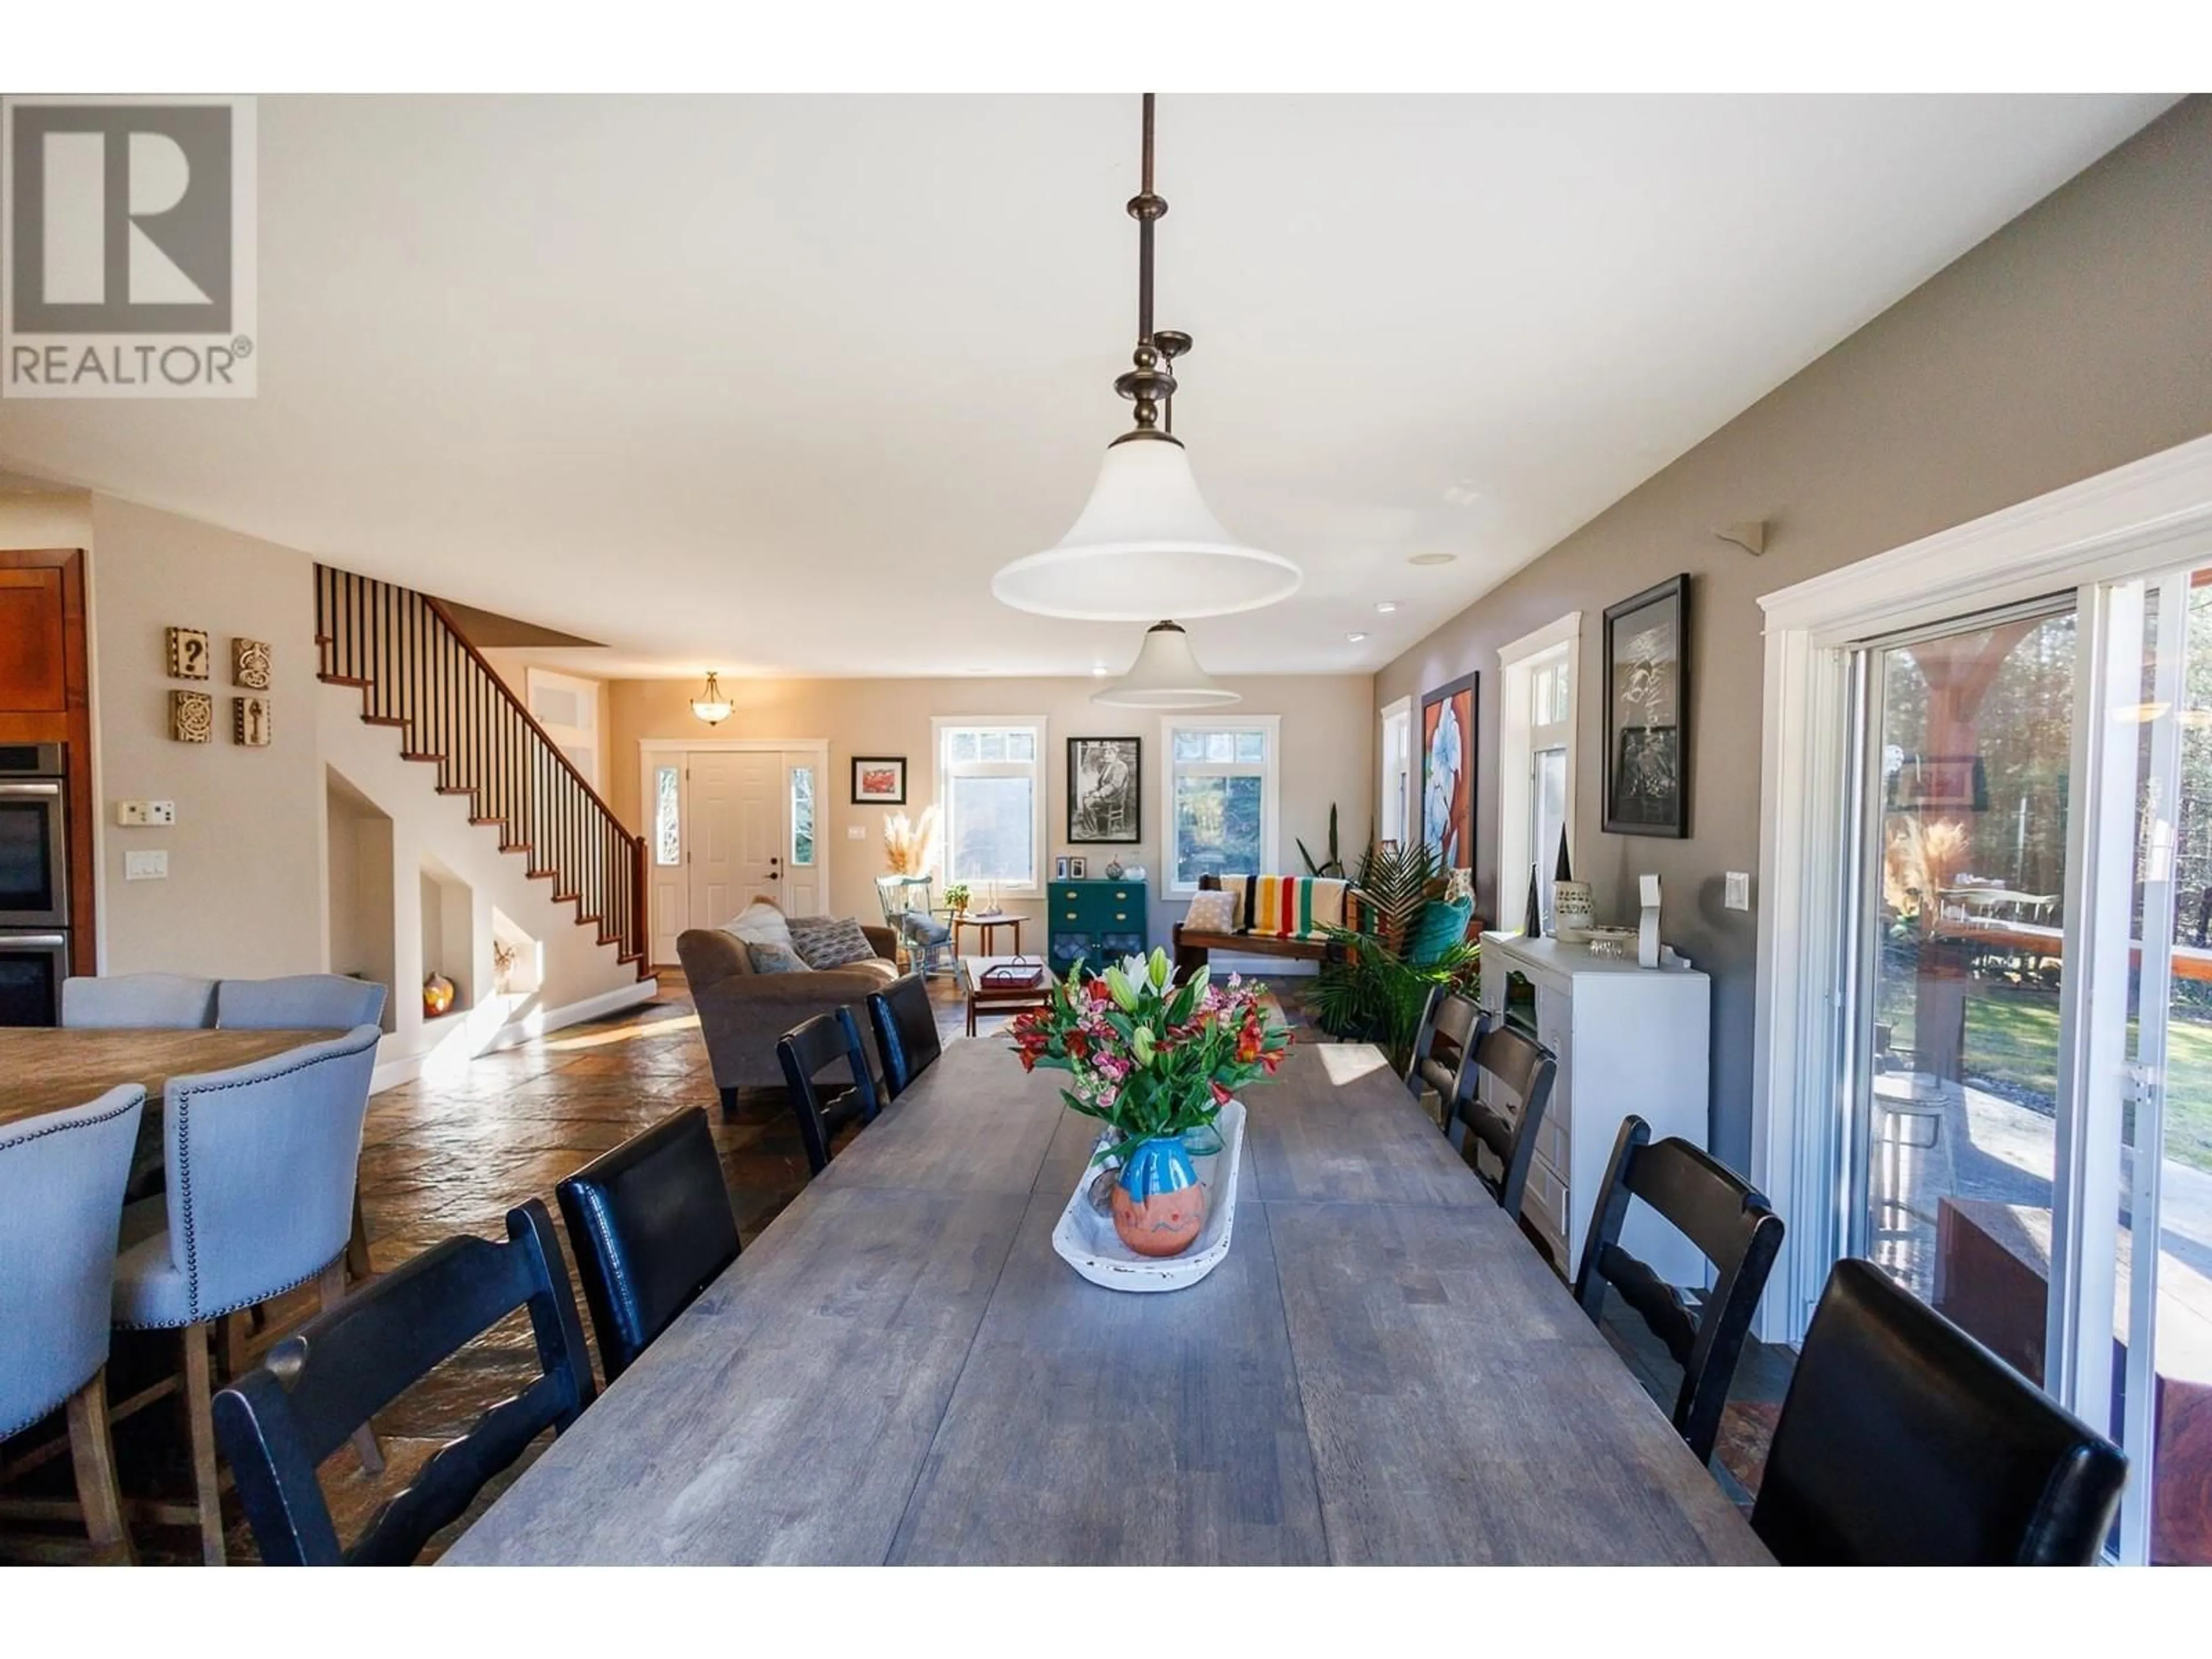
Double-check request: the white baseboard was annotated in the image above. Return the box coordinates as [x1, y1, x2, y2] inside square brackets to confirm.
[369, 976, 661, 1092]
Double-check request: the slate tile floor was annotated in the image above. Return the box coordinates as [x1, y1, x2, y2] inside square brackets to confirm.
[2, 969, 1787, 1564]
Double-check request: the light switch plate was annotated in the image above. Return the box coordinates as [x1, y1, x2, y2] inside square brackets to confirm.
[1724, 871, 1751, 911]
[846, 824, 866, 840]
[125, 849, 169, 881]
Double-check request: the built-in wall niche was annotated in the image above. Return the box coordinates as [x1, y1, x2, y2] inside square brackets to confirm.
[325, 770, 397, 1033]
[491, 906, 542, 1001]
[419, 853, 476, 1020]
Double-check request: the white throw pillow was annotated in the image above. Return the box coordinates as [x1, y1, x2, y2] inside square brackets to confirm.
[721, 898, 796, 956]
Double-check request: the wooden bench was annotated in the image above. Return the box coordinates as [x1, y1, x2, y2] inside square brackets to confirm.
[1171, 876, 1369, 977]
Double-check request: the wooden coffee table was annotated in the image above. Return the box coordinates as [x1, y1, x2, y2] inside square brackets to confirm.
[958, 956, 1054, 1036]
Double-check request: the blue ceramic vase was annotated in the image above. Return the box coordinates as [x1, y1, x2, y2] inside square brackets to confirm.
[1110, 1134, 1206, 1257]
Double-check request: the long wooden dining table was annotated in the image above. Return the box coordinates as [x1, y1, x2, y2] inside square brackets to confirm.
[0, 1027, 347, 1191]
[445, 1036, 1771, 1566]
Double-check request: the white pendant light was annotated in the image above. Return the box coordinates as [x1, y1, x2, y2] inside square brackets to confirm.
[690, 671, 732, 726]
[1092, 620, 1241, 709]
[993, 93, 1298, 623]
[993, 433, 1300, 620]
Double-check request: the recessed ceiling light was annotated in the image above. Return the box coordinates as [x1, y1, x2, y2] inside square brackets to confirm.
[1091, 664, 1110, 677]
[1408, 552, 1457, 567]
[1375, 601, 1399, 613]
[1346, 631, 1368, 643]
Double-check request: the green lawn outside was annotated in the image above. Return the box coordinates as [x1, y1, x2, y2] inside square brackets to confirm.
[1879, 976, 2212, 1175]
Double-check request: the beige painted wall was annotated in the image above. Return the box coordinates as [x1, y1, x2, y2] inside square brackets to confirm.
[1376, 95, 2212, 1164]
[608, 673, 1375, 952]
[88, 495, 327, 976]
[0, 487, 93, 549]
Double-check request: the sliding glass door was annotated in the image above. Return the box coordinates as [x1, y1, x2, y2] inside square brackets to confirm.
[2103, 570, 2212, 1566]
[1850, 604, 2077, 1348]
[1842, 577, 2212, 1564]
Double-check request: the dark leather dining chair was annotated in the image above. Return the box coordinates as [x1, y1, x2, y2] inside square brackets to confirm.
[775, 1007, 881, 1176]
[556, 1107, 741, 1383]
[866, 974, 941, 1101]
[211, 1202, 594, 1566]
[1752, 1257, 2127, 1565]
[1445, 1022, 1555, 1223]
[1572, 1115, 1785, 1467]
[1404, 984, 1482, 1130]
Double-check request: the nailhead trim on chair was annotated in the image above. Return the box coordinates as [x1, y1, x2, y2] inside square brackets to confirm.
[123, 1040, 372, 1331]
[1, 1092, 147, 1436]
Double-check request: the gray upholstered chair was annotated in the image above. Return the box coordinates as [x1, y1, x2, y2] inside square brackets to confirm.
[216, 974, 388, 1031]
[217, 976, 389, 1284]
[0, 1086, 146, 1563]
[109, 1024, 382, 1565]
[60, 972, 218, 1029]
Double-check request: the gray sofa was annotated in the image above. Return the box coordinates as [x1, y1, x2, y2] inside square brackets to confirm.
[676, 923, 902, 1105]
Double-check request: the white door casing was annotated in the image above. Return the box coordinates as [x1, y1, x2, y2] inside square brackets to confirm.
[1754, 431, 2212, 1347]
[638, 737, 833, 963]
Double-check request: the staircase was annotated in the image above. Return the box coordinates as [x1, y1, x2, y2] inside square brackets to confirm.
[316, 565, 648, 977]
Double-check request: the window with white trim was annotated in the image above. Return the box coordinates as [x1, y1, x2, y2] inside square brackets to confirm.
[933, 717, 1047, 895]
[1162, 715, 1281, 894]
[1497, 612, 1581, 933]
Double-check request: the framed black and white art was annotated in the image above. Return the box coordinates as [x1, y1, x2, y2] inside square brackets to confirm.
[1067, 736, 1141, 844]
[1602, 574, 1690, 837]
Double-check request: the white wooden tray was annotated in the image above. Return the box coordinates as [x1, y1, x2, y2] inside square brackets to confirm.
[1050, 1098, 1244, 1293]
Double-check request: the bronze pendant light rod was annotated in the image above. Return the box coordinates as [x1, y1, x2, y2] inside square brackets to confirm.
[1113, 92, 1183, 444]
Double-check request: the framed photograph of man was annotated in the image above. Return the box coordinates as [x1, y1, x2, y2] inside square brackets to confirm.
[1067, 736, 1141, 843]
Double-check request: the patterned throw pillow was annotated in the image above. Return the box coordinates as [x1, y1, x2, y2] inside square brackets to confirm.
[789, 915, 880, 971]
[745, 939, 808, 975]
[1185, 889, 1240, 934]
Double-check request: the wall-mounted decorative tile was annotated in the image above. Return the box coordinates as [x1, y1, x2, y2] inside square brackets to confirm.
[233, 637, 272, 690]
[172, 689, 214, 743]
[168, 626, 210, 680]
[233, 694, 271, 747]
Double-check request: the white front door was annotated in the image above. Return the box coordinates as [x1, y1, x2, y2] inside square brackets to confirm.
[687, 750, 786, 928]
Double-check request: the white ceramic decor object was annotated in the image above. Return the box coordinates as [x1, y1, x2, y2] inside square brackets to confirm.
[1638, 872, 1663, 968]
[1051, 1098, 1245, 1293]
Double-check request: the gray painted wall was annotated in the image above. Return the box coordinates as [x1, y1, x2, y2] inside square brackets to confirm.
[1376, 96, 2212, 1168]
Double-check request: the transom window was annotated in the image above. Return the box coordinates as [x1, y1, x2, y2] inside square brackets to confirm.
[934, 717, 1048, 895]
[1162, 715, 1281, 894]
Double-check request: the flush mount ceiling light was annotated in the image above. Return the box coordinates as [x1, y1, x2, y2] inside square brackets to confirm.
[993, 94, 1300, 623]
[1093, 620, 1240, 709]
[1374, 601, 1399, 613]
[690, 670, 732, 726]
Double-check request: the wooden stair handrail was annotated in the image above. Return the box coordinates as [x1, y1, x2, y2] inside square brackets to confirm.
[421, 594, 635, 835]
[315, 565, 649, 970]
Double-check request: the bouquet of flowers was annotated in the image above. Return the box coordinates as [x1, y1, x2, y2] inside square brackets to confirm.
[1008, 949, 1290, 1164]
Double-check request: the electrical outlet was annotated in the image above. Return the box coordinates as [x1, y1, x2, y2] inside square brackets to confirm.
[847, 824, 866, 840]
[124, 849, 168, 881]
[147, 800, 176, 825]
[1724, 871, 1751, 911]
[118, 800, 177, 826]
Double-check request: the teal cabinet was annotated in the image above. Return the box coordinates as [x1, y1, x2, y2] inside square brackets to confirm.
[1046, 880, 1148, 975]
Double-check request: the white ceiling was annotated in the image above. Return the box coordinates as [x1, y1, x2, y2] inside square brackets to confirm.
[0, 94, 2175, 680]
